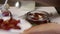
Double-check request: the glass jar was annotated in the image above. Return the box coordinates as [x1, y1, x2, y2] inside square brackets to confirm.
[26, 10, 50, 25]
[1, 8, 12, 21]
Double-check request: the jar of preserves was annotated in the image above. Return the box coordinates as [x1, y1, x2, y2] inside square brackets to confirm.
[26, 10, 50, 25]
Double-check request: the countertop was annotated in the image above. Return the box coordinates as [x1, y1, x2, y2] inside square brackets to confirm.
[0, 7, 60, 34]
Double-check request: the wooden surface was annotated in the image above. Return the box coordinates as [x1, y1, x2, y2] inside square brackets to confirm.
[35, 0, 60, 7]
[7, 0, 60, 7]
[23, 23, 60, 34]
[0, 0, 60, 7]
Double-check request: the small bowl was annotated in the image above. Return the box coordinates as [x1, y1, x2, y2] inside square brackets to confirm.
[26, 10, 50, 25]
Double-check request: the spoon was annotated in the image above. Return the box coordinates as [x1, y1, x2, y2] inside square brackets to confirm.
[1, 0, 9, 10]
[0, 0, 8, 10]
[15, 1, 21, 8]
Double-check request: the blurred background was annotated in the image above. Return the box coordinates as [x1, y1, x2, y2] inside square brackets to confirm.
[0, 0, 60, 14]
[0, 0, 60, 7]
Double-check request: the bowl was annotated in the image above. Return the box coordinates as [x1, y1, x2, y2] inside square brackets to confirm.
[26, 10, 50, 25]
